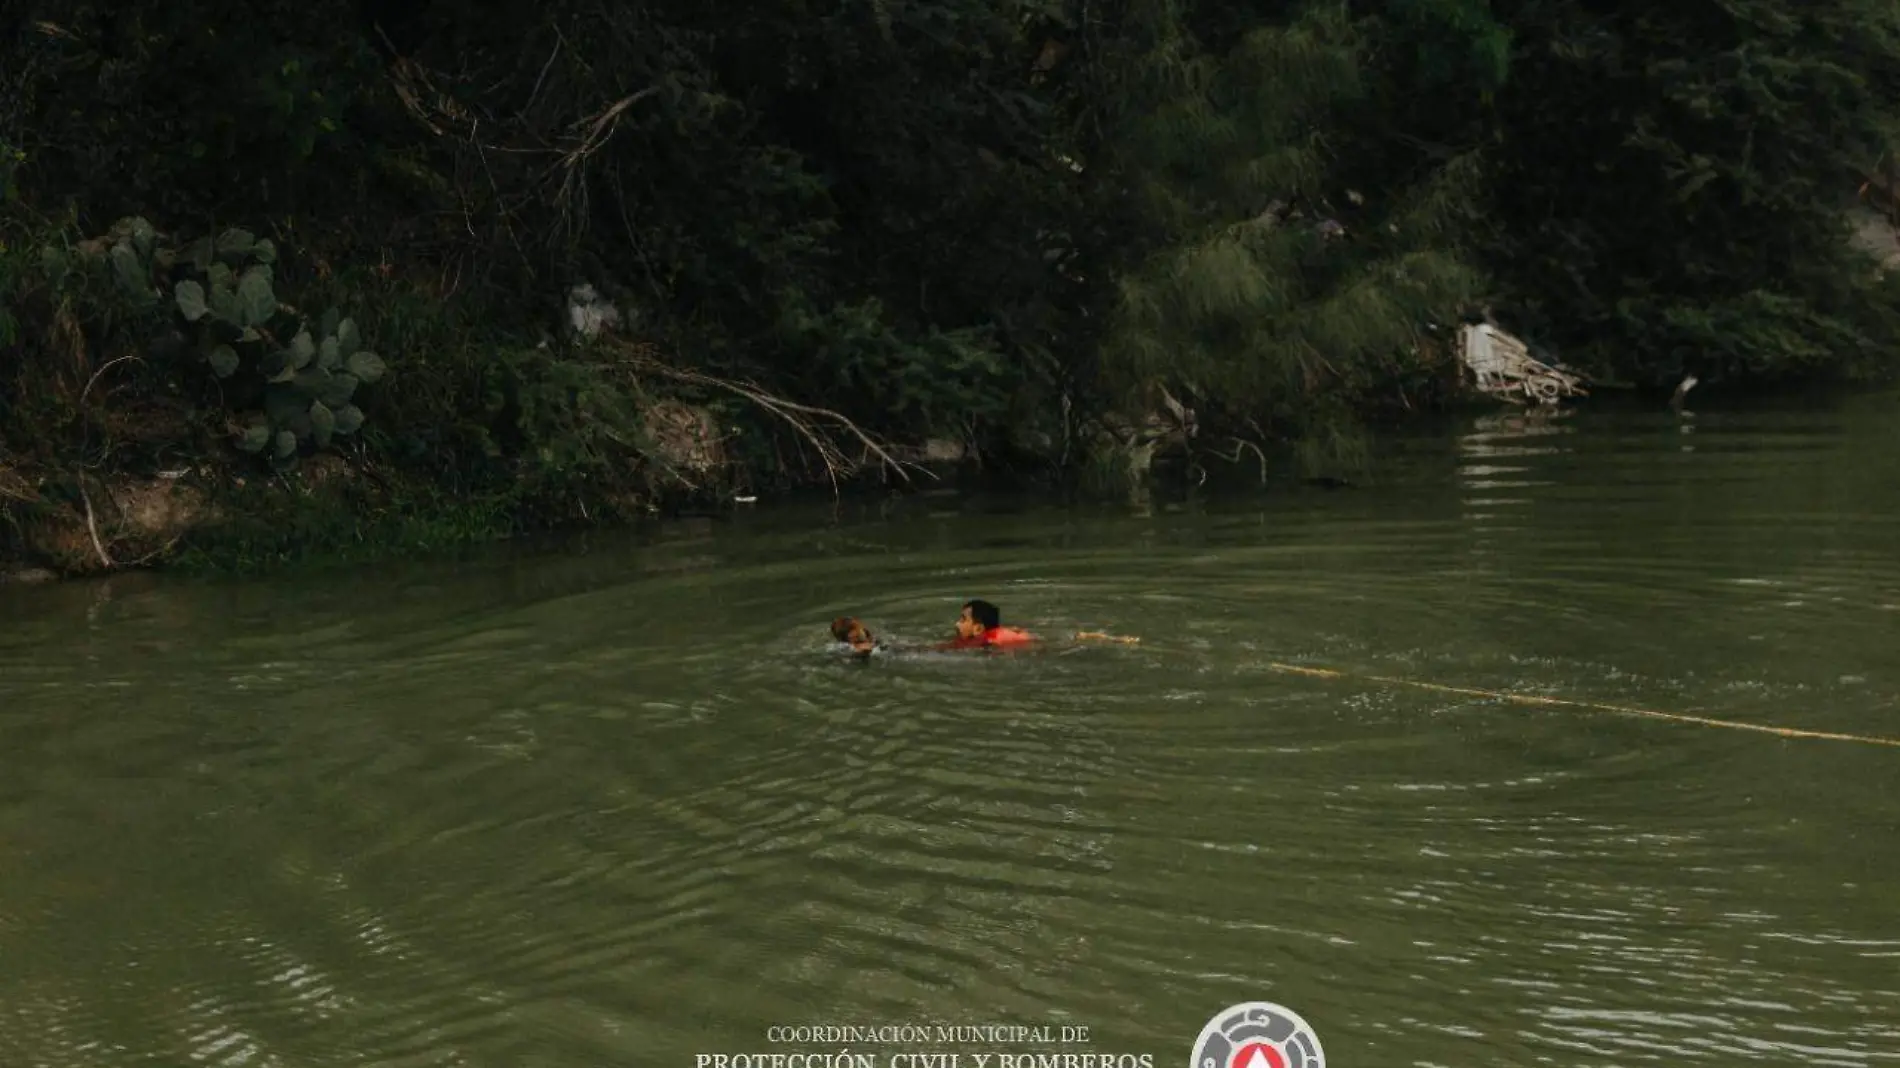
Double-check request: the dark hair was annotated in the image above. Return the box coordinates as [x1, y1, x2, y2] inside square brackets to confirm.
[963, 599, 1000, 629]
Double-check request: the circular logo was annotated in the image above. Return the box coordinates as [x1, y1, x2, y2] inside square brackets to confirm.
[1190, 1001, 1325, 1068]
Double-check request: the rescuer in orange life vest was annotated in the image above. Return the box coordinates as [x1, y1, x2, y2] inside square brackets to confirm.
[946, 598, 1036, 649]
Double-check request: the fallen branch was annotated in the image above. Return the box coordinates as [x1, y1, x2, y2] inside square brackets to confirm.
[386, 53, 451, 137]
[124, 535, 182, 569]
[606, 341, 934, 493]
[563, 90, 655, 166]
[1460, 323, 1587, 406]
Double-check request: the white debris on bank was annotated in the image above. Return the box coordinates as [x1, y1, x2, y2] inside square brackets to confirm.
[1460, 322, 1587, 406]
[567, 283, 622, 339]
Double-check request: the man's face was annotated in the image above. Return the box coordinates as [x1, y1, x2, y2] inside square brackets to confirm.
[956, 606, 984, 639]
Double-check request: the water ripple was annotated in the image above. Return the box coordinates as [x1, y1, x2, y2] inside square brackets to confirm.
[3, 405, 1899, 1065]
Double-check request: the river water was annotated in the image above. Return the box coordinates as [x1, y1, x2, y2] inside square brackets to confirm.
[2, 398, 1898, 1068]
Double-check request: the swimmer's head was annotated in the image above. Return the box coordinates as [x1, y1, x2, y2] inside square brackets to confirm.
[831, 616, 876, 653]
[958, 599, 1000, 639]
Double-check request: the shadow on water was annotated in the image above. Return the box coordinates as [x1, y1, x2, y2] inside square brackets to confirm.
[2, 394, 1899, 1067]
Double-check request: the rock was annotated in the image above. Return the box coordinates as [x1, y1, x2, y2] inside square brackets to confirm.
[114, 478, 211, 543]
[300, 454, 354, 491]
[923, 438, 966, 463]
[0, 568, 60, 585]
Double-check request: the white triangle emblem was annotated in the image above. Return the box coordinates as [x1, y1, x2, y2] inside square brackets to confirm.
[1236, 1047, 1278, 1068]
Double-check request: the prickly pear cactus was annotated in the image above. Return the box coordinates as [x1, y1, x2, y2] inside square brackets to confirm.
[233, 311, 383, 460]
[51, 216, 388, 468]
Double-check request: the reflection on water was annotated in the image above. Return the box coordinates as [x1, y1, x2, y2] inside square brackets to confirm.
[2, 398, 1899, 1067]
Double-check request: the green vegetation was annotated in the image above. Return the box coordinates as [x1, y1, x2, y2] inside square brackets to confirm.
[2, 0, 1897, 576]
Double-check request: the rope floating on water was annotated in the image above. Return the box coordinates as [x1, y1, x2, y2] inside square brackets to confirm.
[849, 623, 1893, 747]
[1264, 662, 1900, 749]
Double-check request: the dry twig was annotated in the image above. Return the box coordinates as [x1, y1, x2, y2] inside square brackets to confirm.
[79, 354, 141, 407]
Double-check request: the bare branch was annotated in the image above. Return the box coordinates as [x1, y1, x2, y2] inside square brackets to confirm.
[522, 35, 566, 120]
[604, 340, 934, 493]
[78, 478, 115, 569]
[1207, 437, 1270, 483]
[549, 88, 660, 244]
[79, 354, 141, 407]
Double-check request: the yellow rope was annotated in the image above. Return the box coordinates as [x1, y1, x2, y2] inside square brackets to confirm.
[969, 628, 1893, 748]
[1264, 662, 1900, 749]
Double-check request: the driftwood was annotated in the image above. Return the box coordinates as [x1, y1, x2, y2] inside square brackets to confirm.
[1460, 323, 1587, 406]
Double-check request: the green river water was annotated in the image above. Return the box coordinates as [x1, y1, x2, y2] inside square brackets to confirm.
[2, 398, 1898, 1068]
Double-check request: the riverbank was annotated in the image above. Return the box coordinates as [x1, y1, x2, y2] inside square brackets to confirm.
[0, 208, 1433, 584]
[8, 1, 1899, 582]
[0, 362, 1870, 588]
[0, 210, 989, 582]
[0, 214, 1871, 589]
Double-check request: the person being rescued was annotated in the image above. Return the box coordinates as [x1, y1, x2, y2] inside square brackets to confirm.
[829, 615, 881, 657]
[830, 598, 1131, 658]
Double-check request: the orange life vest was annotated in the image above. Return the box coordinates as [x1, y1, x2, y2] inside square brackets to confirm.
[980, 626, 1036, 646]
[945, 626, 1036, 650]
